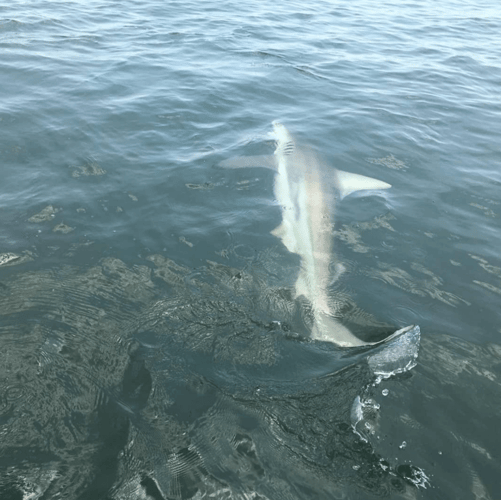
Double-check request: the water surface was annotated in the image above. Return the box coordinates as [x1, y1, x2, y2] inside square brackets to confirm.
[1, 1, 500, 498]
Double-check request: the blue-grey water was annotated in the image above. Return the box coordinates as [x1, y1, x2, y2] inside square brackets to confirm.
[1, 1, 500, 498]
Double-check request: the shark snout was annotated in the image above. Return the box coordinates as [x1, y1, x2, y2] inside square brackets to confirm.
[272, 121, 293, 145]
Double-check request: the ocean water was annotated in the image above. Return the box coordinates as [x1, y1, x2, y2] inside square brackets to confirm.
[1, 0, 500, 498]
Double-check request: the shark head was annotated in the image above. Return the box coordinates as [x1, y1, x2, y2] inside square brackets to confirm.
[272, 122, 295, 157]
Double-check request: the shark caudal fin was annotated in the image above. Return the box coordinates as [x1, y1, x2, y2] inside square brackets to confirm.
[335, 170, 391, 200]
[312, 311, 372, 347]
[312, 311, 417, 348]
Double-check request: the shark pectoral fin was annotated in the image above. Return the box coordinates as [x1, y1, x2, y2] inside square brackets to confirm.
[336, 170, 391, 200]
[218, 155, 276, 170]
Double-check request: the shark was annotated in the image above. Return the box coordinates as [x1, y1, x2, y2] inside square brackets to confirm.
[220, 122, 406, 347]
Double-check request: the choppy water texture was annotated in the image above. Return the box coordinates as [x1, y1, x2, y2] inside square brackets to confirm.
[1, 1, 501, 499]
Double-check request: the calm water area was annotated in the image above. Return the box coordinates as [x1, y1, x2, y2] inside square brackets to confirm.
[1, 1, 501, 498]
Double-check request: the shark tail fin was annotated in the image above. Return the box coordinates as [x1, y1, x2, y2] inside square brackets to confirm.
[218, 155, 276, 170]
[312, 311, 371, 347]
[335, 170, 391, 200]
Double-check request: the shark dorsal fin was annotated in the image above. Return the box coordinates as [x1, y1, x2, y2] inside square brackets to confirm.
[336, 170, 391, 199]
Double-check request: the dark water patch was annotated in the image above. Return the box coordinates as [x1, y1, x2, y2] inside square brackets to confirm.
[0, 251, 422, 499]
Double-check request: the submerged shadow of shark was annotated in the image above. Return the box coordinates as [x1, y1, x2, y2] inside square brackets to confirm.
[220, 122, 415, 347]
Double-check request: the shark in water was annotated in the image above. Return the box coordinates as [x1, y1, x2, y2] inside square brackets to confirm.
[220, 122, 407, 347]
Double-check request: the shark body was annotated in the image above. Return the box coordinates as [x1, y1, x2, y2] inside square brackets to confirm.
[220, 122, 398, 347]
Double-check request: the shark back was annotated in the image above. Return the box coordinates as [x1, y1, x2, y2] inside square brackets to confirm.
[220, 122, 394, 347]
